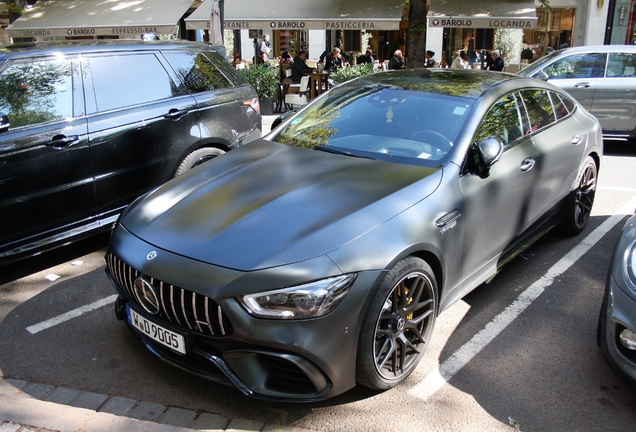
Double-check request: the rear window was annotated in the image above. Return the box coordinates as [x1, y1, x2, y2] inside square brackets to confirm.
[163, 50, 236, 93]
[607, 52, 636, 77]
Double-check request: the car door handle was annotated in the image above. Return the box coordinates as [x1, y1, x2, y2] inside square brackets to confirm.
[520, 157, 535, 172]
[45, 134, 79, 148]
[574, 82, 591, 88]
[571, 134, 583, 145]
[164, 108, 189, 120]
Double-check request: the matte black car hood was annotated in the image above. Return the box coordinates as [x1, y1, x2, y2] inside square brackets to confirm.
[122, 139, 442, 271]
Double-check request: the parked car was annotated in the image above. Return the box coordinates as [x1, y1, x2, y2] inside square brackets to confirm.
[0, 40, 261, 263]
[598, 211, 636, 384]
[106, 69, 602, 401]
[518, 45, 636, 142]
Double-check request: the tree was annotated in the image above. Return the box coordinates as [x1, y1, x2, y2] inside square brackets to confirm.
[7, 0, 28, 24]
[406, 0, 427, 68]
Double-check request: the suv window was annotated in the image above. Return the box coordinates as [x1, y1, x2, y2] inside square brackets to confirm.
[543, 53, 606, 79]
[474, 93, 524, 147]
[87, 53, 176, 112]
[520, 89, 556, 132]
[163, 51, 233, 93]
[607, 52, 636, 77]
[0, 58, 74, 129]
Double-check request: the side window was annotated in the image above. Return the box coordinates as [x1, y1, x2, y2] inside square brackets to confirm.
[607, 52, 636, 77]
[520, 89, 556, 133]
[162, 51, 233, 93]
[473, 93, 524, 147]
[543, 53, 606, 79]
[87, 54, 175, 112]
[549, 91, 569, 120]
[0, 58, 74, 129]
[559, 93, 576, 113]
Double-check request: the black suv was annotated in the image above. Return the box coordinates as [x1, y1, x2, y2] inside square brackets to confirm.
[0, 40, 261, 262]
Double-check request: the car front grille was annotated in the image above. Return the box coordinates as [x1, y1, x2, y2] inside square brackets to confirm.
[105, 252, 233, 338]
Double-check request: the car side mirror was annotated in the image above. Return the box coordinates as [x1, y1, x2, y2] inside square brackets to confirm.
[533, 71, 549, 82]
[475, 136, 504, 179]
[270, 109, 297, 131]
[0, 112, 9, 133]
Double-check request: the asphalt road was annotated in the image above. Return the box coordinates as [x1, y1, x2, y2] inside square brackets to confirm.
[1, 143, 636, 431]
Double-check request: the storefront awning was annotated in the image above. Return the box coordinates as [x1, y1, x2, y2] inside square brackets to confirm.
[427, 0, 537, 29]
[5, 0, 195, 39]
[186, 0, 406, 31]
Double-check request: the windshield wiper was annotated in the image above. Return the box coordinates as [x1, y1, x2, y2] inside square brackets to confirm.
[314, 146, 375, 160]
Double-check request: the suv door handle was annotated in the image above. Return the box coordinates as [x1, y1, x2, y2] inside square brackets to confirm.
[520, 157, 535, 172]
[46, 134, 79, 148]
[574, 82, 591, 88]
[164, 108, 189, 120]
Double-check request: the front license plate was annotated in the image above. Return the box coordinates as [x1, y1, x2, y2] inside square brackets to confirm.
[127, 305, 186, 355]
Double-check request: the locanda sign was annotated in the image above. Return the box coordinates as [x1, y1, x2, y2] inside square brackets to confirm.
[430, 18, 535, 29]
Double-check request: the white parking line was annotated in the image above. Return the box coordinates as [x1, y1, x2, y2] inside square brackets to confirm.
[26, 295, 117, 334]
[410, 195, 636, 400]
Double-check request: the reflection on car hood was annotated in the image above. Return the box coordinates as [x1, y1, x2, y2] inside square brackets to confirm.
[122, 139, 442, 271]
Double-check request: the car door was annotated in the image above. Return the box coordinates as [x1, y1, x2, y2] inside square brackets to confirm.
[591, 52, 636, 135]
[83, 51, 201, 224]
[459, 92, 539, 273]
[522, 89, 586, 221]
[542, 52, 607, 111]
[0, 55, 93, 259]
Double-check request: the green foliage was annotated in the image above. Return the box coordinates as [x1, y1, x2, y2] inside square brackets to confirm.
[521, 48, 534, 60]
[329, 63, 376, 85]
[240, 64, 279, 99]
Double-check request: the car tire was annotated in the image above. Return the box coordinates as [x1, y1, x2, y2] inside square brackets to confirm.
[174, 147, 226, 177]
[558, 155, 597, 236]
[356, 257, 437, 390]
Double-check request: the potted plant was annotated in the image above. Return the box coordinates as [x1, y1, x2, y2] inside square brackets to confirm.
[330, 62, 376, 85]
[521, 48, 533, 64]
[240, 64, 279, 115]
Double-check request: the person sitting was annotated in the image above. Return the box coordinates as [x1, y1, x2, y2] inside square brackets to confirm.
[325, 47, 344, 73]
[291, 50, 314, 83]
[254, 51, 268, 65]
[424, 50, 436, 68]
[488, 49, 505, 71]
[280, 51, 293, 64]
[231, 51, 242, 67]
[388, 49, 406, 70]
[450, 50, 470, 69]
[359, 50, 374, 65]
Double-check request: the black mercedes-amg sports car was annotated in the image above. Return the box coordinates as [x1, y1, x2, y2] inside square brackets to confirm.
[106, 69, 602, 401]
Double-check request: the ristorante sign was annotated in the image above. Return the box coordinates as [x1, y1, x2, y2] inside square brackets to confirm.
[427, 17, 537, 29]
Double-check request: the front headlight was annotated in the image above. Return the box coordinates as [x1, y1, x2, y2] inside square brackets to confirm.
[626, 238, 636, 288]
[238, 274, 356, 319]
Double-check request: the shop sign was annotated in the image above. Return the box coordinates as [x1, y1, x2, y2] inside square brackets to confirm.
[428, 17, 536, 29]
[224, 21, 250, 29]
[67, 28, 96, 36]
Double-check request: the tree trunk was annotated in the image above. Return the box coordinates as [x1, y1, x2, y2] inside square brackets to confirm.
[8, 0, 28, 24]
[406, 0, 428, 68]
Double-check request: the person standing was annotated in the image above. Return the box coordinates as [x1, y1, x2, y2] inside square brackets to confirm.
[388, 49, 406, 70]
[258, 34, 271, 60]
[489, 49, 504, 71]
[424, 50, 436, 68]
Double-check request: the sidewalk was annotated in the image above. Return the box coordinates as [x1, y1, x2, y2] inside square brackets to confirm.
[262, 114, 279, 134]
[0, 377, 315, 432]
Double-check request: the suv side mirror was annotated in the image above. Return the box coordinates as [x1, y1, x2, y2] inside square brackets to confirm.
[475, 136, 504, 179]
[533, 71, 550, 82]
[0, 112, 9, 133]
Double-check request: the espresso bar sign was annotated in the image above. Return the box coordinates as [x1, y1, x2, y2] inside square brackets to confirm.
[428, 17, 537, 29]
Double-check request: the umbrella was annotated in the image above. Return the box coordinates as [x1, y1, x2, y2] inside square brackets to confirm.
[209, 0, 223, 45]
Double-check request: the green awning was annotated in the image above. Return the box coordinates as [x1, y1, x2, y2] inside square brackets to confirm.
[186, 0, 406, 31]
[6, 0, 194, 38]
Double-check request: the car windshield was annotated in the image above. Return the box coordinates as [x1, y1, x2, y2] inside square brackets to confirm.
[271, 79, 475, 167]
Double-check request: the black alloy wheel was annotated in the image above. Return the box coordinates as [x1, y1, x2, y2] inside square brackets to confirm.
[357, 257, 437, 389]
[560, 156, 597, 236]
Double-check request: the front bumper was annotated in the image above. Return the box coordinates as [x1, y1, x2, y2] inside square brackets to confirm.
[105, 226, 382, 401]
[601, 275, 636, 383]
